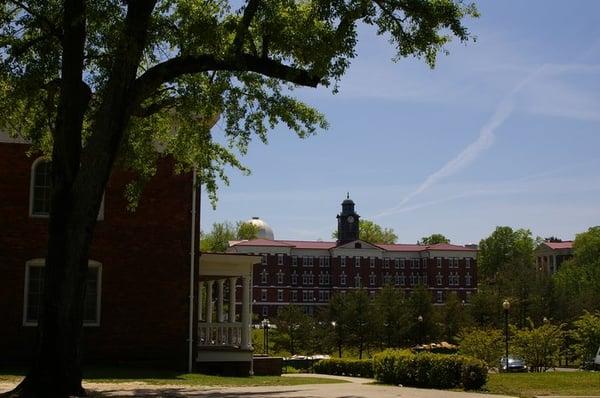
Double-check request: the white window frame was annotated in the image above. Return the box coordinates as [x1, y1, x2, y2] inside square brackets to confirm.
[292, 255, 298, 266]
[437, 258, 442, 268]
[355, 256, 361, 267]
[277, 289, 284, 302]
[261, 253, 268, 265]
[291, 271, 298, 285]
[465, 257, 471, 268]
[23, 258, 102, 327]
[340, 256, 346, 267]
[354, 274, 362, 288]
[277, 253, 284, 265]
[436, 291, 443, 303]
[29, 158, 105, 220]
[383, 258, 390, 269]
[261, 289, 268, 301]
[436, 272, 443, 286]
[340, 272, 347, 285]
[369, 272, 376, 286]
[277, 270, 284, 285]
[370, 257, 375, 268]
[465, 272, 472, 286]
[260, 269, 268, 284]
[291, 290, 298, 302]
[262, 306, 268, 316]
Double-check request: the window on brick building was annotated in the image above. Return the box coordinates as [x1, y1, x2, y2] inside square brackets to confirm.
[354, 275, 362, 288]
[355, 256, 361, 267]
[319, 256, 330, 267]
[277, 270, 284, 285]
[303, 256, 313, 267]
[261, 289, 267, 301]
[262, 306, 268, 316]
[422, 258, 428, 268]
[422, 274, 428, 285]
[369, 272, 376, 286]
[261, 253, 268, 265]
[340, 256, 346, 267]
[370, 257, 375, 268]
[30, 159, 104, 219]
[383, 258, 390, 268]
[30, 159, 52, 216]
[383, 272, 392, 285]
[291, 271, 298, 285]
[319, 290, 330, 302]
[291, 290, 298, 302]
[465, 258, 471, 268]
[24, 259, 102, 326]
[277, 253, 284, 265]
[465, 272, 472, 286]
[436, 272, 443, 286]
[260, 269, 268, 284]
[302, 290, 314, 302]
[340, 272, 347, 285]
[277, 289, 283, 302]
[292, 255, 298, 266]
[437, 258, 442, 267]
[436, 291, 443, 303]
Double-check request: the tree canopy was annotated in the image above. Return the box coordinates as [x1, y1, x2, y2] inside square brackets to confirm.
[200, 220, 259, 252]
[332, 219, 398, 243]
[0, 1, 478, 395]
[419, 233, 450, 245]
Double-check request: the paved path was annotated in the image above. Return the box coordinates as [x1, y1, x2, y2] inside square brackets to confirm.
[0, 373, 517, 398]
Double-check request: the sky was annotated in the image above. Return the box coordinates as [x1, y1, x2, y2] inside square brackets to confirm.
[200, 0, 600, 245]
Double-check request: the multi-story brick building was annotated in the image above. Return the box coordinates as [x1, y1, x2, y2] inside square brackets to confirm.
[227, 196, 478, 318]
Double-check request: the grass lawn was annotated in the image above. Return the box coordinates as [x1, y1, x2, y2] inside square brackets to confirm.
[485, 371, 600, 397]
[0, 367, 345, 387]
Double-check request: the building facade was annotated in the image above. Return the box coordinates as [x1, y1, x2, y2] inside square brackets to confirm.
[227, 197, 478, 318]
[535, 241, 573, 274]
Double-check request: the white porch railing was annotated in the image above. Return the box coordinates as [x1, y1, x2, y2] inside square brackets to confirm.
[198, 322, 243, 347]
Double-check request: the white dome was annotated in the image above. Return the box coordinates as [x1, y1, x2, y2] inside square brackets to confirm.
[247, 217, 274, 240]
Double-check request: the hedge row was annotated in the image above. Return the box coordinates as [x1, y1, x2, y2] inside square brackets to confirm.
[313, 358, 374, 378]
[373, 350, 487, 390]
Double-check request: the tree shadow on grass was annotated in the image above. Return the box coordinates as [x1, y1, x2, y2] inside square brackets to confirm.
[88, 388, 312, 398]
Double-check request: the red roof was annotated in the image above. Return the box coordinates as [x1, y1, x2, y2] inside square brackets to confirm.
[544, 241, 573, 250]
[426, 243, 478, 252]
[231, 239, 476, 252]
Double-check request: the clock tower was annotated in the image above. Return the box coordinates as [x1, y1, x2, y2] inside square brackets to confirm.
[336, 193, 360, 245]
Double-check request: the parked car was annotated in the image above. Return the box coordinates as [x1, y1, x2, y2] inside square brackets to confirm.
[500, 356, 528, 372]
[582, 346, 600, 370]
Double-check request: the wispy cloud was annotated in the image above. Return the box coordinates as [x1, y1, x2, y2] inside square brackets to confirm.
[374, 60, 600, 219]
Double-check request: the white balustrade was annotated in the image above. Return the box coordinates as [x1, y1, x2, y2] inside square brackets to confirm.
[198, 322, 243, 347]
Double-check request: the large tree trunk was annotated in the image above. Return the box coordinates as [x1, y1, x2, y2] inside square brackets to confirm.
[4, 2, 157, 397]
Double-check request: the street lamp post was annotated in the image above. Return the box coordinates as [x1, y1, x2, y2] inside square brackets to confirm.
[417, 315, 423, 345]
[261, 318, 270, 356]
[502, 300, 510, 371]
[331, 321, 342, 358]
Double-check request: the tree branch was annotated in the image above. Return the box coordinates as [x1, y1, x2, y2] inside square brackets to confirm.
[133, 53, 321, 108]
[8, 0, 63, 38]
[232, 0, 262, 55]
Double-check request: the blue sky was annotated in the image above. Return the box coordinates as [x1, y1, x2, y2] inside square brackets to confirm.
[200, 0, 600, 245]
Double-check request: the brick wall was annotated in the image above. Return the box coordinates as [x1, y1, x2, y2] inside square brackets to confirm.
[0, 143, 197, 369]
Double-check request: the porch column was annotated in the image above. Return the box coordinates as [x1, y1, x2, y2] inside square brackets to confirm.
[198, 281, 204, 321]
[241, 275, 251, 350]
[217, 279, 225, 323]
[229, 277, 237, 322]
[206, 280, 214, 323]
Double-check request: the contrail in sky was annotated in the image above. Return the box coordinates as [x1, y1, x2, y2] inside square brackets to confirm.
[374, 64, 550, 219]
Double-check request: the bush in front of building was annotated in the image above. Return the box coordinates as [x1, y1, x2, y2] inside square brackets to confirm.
[372, 350, 488, 390]
[313, 358, 374, 378]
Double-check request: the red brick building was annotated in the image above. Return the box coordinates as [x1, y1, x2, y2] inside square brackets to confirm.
[227, 197, 478, 318]
[0, 134, 199, 369]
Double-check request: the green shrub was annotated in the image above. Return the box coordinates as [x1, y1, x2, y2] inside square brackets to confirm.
[373, 350, 488, 390]
[313, 358, 373, 378]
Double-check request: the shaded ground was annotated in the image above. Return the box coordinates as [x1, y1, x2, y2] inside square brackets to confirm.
[1, 373, 516, 398]
[485, 371, 600, 398]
